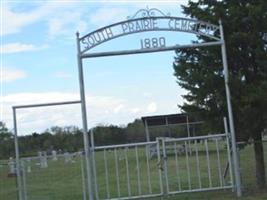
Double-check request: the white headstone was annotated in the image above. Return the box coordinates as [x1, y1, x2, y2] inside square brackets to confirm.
[118, 149, 125, 161]
[27, 158, 31, 173]
[52, 150, 57, 161]
[8, 157, 16, 174]
[64, 152, 72, 163]
[39, 151, 48, 168]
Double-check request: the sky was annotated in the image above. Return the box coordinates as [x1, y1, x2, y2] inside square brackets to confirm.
[1, 0, 197, 135]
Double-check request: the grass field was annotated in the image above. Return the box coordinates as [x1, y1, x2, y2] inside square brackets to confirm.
[0, 140, 267, 200]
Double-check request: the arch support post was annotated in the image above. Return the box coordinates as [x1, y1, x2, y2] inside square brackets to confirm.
[76, 32, 95, 200]
[219, 20, 242, 197]
[12, 108, 24, 200]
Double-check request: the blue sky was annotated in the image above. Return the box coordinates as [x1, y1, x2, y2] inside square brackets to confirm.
[1, 0, 197, 135]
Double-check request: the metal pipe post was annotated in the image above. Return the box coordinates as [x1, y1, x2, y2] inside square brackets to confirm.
[80, 154, 87, 200]
[144, 120, 150, 142]
[219, 20, 242, 197]
[90, 129, 99, 200]
[223, 117, 234, 191]
[21, 160, 28, 200]
[76, 32, 94, 200]
[186, 115, 192, 155]
[12, 108, 23, 200]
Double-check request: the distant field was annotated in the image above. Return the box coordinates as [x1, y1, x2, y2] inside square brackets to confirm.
[0, 141, 266, 200]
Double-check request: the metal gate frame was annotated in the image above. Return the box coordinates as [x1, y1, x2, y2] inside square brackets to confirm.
[89, 118, 235, 200]
[76, 9, 241, 199]
[12, 101, 83, 200]
[12, 7, 242, 200]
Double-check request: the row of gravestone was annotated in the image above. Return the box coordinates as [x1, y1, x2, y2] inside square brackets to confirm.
[7, 150, 77, 176]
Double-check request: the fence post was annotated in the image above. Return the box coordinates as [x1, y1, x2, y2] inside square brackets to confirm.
[76, 32, 94, 200]
[12, 108, 24, 200]
[156, 138, 164, 196]
[219, 20, 242, 197]
[21, 160, 27, 200]
[223, 117, 234, 191]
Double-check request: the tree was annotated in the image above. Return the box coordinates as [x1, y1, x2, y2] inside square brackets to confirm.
[174, 0, 267, 188]
[125, 119, 146, 142]
[0, 121, 14, 159]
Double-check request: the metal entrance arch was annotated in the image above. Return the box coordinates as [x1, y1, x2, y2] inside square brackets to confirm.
[76, 8, 241, 199]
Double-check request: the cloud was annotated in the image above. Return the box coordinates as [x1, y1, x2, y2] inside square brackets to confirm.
[2, 68, 27, 82]
[147, 102, 157, 113]
[2, 2, 57, 36]
[89, 7, 130, 27]
[47, 10, 87, 39]
[0, 43, 45, 54]
[1, 92, 127, 135]
[130, 107, 141, 114]
[113, 104, 125, 114]
[2, 1, 85, 38]
[2, 1, 192, 39]
[87, 1, 192, 30]
[1, 91, 179, 135]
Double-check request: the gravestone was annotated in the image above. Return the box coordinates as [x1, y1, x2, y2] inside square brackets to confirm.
[64, 152, 71, 163]
[27, 158, 31, 173]
[38, 151, 48, 168]
[52, 150, 58, 161]
[8, 157, 16, 177]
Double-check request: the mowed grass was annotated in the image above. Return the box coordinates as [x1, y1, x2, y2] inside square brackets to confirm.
[0, 140, 267, 200]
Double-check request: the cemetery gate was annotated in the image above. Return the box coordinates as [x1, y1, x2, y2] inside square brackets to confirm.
[88, 117, 235, 200]
[12, 7, 242, 200]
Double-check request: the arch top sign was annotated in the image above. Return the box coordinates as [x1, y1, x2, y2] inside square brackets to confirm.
[79, 8, 220, 54]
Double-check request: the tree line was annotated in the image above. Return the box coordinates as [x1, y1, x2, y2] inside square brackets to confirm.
[0, 119, 207, 159]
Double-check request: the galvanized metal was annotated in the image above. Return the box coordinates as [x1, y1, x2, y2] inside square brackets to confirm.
[162, 138, 169, 194]
[166, 185, 233, 196]
[156, 138, 164, 195]
[205, 139, 212, 187]
[90, 129, 99, 200]
[144, 119, 150, 142]
[124, 148, 131, 196]
[12, 108, 23, 200]
[165, 133, 226, 142]
[13, 100, 81, 109]
[186, 115, 192, 155]
[185, 141, 192, 190]
[224, 117, 234, 189]
[90, 133, 233, 200]
[145, 145, 152, 194]
[219, 20, 242, 197]
[21, 160, 27, 200]
[94, 141, 157, 150]
[194, 140, 202, 188]
[173, 143, 181, 190]
[114, 148, 121, 197]
[81, 41, 222, 58]
[79, 15, 220, 53]
[76, 32, 95, 200]
[215, 138, 223, 186]
[135, 146, 142, 195]
[103, 149, 110, 199]
[75, 13, 240, 199]
[80, 154, 87, 200]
